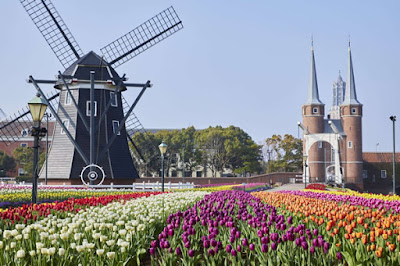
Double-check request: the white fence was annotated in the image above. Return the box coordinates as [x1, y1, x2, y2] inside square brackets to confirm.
[11, 181, 195, 192]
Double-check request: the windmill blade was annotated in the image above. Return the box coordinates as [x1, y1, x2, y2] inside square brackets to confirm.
[19, 0, 84, 68]
[100, 6, 183, 68]
[121, 95, 157, 163]
[0, 91, 59, 145]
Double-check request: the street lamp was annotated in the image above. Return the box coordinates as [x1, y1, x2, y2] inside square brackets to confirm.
[159, 141, 167, 192]
[43, 113, 52, 185]
[303, 154, 308, 189]
[28, 94, 48, 204]
[390, 116, 396, 195]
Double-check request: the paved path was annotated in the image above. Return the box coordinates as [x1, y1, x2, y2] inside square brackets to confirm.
[268, 183, 305, 192]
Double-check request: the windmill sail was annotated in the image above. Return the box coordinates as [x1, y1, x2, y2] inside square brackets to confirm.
[0, 92, 59, 145]
[19, 0, 84, 68]
[100, 6, 183, 68]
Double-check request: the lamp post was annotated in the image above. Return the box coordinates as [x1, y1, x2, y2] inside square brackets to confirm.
[303, 154, 308, 189]
[43, 113, 52, 185]
[28, 94, 48, 204]
[390, 116, 396, 195]
[159, 141, 167, 192]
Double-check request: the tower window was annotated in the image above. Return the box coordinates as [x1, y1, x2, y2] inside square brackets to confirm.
[21, 143, 27, 148]
[61, 119, 69, 134]
[65, 91, 72, 105]
[348, 141, 352, 149]
[351, 108, 357, 114]
[312, 107, 318, 114]
[110, 92, 118, 107]
[86, 101, 97, 116]
[112, 120, 120, 136]
[318, 141, 322, 149]
[362, 170, 368, 179]
[381, 170, 387, 178]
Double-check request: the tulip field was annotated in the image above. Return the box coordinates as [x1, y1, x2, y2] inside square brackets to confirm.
[1, 184, 400, 265]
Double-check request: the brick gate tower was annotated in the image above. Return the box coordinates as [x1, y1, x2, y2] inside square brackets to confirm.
[300, 42, 363, 191]
[339, 43, 363, 190]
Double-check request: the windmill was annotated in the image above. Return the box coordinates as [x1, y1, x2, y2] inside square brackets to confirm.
[0, 0, 183, 185]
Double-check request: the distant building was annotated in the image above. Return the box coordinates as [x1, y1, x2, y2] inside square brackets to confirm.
[328, 73, 346, 119]
[363, 152, 400, 194]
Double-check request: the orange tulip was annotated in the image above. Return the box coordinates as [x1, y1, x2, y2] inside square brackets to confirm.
[375, 250, 382, 258]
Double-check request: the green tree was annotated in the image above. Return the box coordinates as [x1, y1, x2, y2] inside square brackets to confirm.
[13, 146, 45, 177]
[0, 150, 16, 176]
[196, 126, 262, 177]
[265, 134, 302, 172]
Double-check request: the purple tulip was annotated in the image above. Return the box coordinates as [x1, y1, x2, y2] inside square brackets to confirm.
[151, 240, 158, 248]
[261, 244, 268, 253]
[237, 245, 241, 252]
[188, 249, 195, 257]
[242, 238, 248, 247]
[226, 245, 232, 253]
[231, 249, 237, 256]
[313, 229, 318, 236]
[163, 241, 170, 249]
[203, 240, 210, 249]
[168, 247, 173, 253]
[337, 252, 342, 260]
[287, 216, 293, 224]
[149, 247, 156, 256]
[209, 249, 215, 256]
[301, 241, 308, 250]
[229, 236, 235, 243]
[176, 247, 182, 256]
[249, 243, 255, 251]
[312, 239, 318, 247]
[184, 241, 191, 248]
[271, 242, 277, 250]
[310, 246, 315, 254]
[295, 238, 301, 247]
[211, 239, 217, 247]
[168, 229, 174, 236]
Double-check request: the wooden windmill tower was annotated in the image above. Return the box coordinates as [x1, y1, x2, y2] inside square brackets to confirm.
[0, 0, 183, 185]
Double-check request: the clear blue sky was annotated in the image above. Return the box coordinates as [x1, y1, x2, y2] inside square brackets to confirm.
[0, 0, 399, 152]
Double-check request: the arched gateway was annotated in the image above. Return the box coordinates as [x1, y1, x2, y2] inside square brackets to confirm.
[298, 42, 364, 191]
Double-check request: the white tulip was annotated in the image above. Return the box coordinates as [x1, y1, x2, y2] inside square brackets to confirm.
[96, 249, 104, 256]
[15, 234, 22, 241]
[11, 229, 18, 236]
[29, 250, 36, 256]
[48, 247, 56, 256]
[16, 249, 25, 258]
[10, 242, 16, 249]
[58, 248, 65, 256]
[106, 252, 115, 259]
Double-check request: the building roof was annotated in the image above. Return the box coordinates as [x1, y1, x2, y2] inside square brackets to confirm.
[305, 46, 324, 105]
[342, 45, 361, 105]
[55, 51, 126, 90]
[323, 119, 344, 134]
[363, 152, 400, 163]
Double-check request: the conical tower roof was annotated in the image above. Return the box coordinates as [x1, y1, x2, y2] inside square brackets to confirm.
[342, 44, 361, 105]
[305, 45, 323, 105]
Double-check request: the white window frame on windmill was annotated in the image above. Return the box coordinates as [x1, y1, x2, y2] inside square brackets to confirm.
[61, 119, 69, 135]
[65, 91, 72, 105]
[86, 101, 97, 116]
[351, 108, 357, 114]
[312, 107, 319, 114]
[110, 92, 118, 107]
[112, 120, 120, 136]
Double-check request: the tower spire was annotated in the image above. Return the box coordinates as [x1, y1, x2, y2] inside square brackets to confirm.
[342, 42, 361, 105]
[305, 41, 323, 105]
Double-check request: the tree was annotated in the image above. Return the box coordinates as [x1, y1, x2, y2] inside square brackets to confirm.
[13, 146, 45, 177]
[265, 134, 302, 172]
[196, 126, 262, 177]
[0, 150, 16, 176]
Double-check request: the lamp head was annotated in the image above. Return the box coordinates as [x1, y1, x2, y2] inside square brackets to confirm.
[158, 141, 168, 155]
[390, 116, 396, 122]
[28, 94, 48, 122]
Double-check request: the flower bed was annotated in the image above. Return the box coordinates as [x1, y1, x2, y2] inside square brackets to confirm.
[0, 192, 162, 225]
[150, 191, 333, 265]
[253, 191, 400, 264]
[305, 183, 326, 190]
[0, 186, 144, 208]
[0, 191, 209, 265]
